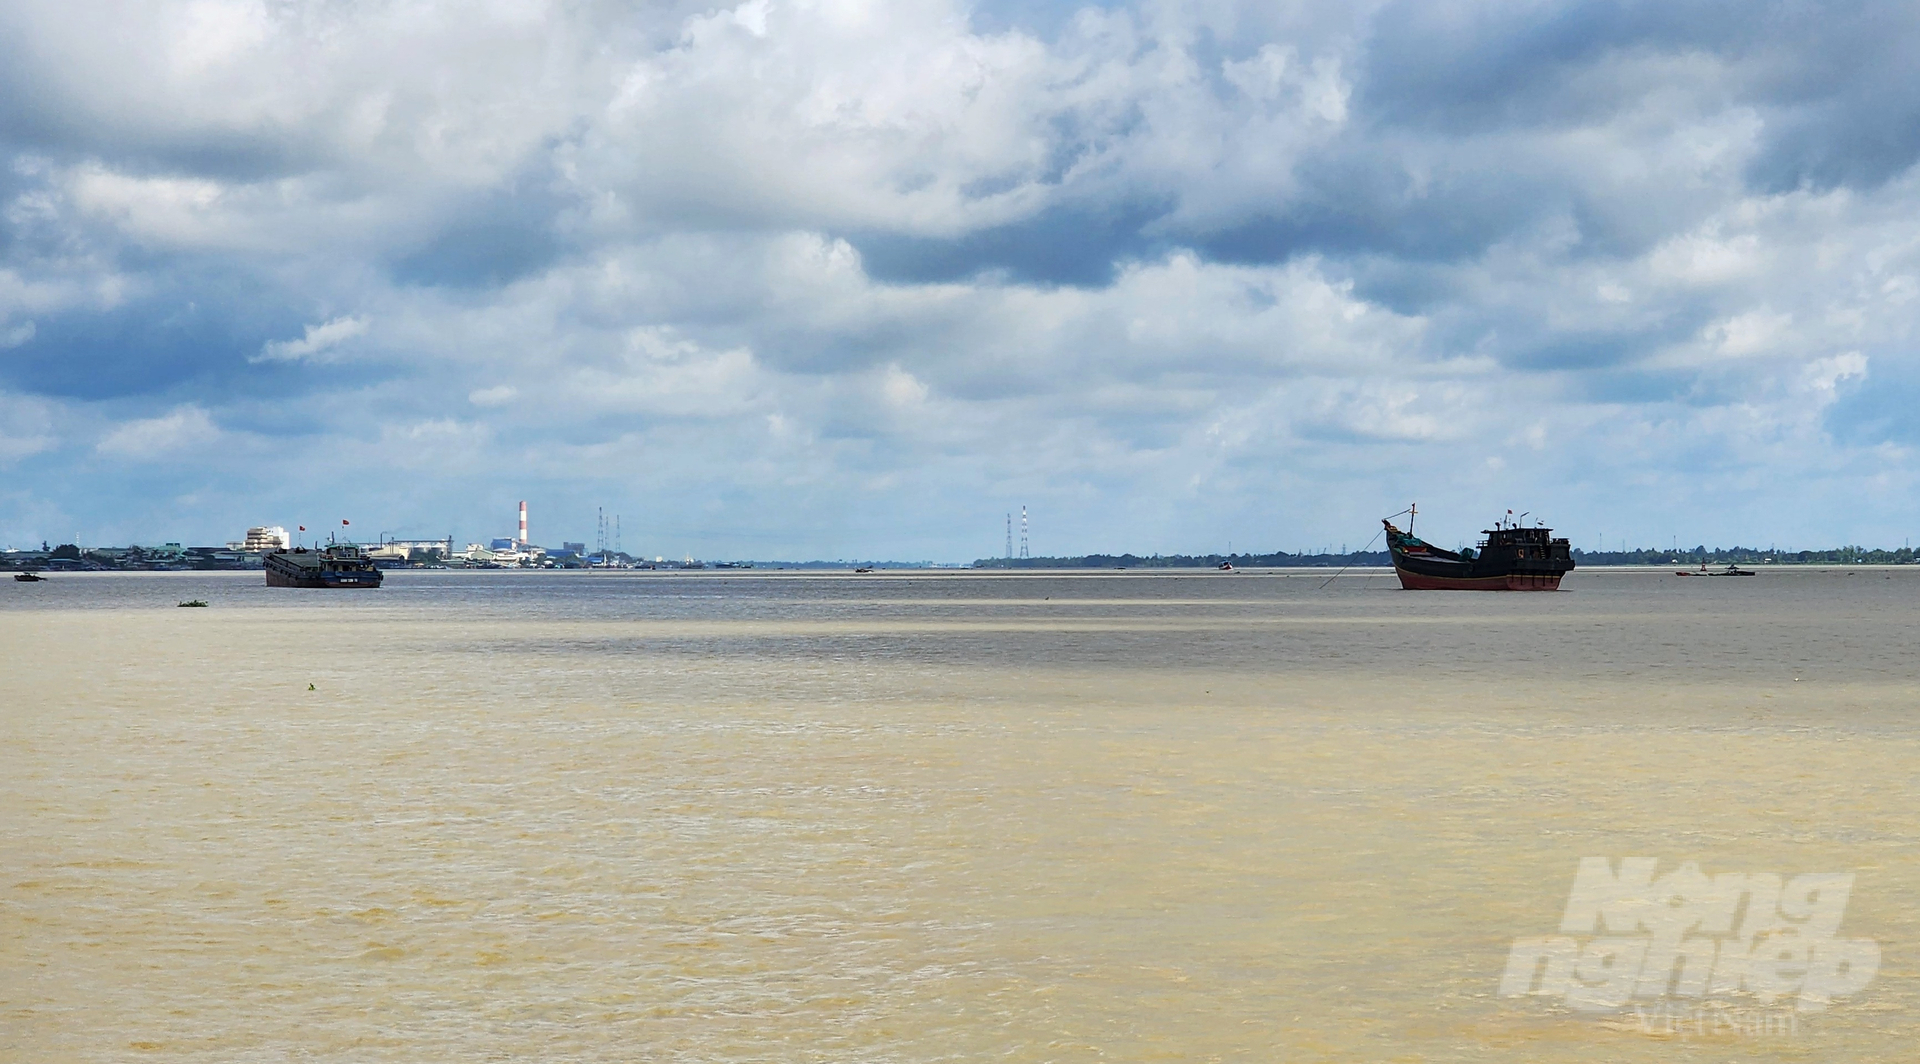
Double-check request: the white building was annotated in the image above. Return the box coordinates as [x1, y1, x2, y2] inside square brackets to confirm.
[240, 526, 289, 551]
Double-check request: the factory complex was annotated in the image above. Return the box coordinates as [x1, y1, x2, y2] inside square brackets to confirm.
[1, 503, 728, 572]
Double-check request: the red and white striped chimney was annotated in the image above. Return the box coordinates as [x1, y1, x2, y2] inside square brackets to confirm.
[518, 500, 528, 545]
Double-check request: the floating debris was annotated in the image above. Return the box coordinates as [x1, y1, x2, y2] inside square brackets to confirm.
[177, 599, 209, 608]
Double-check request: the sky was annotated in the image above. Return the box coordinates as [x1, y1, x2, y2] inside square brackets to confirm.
[4, 0, 1920, 560]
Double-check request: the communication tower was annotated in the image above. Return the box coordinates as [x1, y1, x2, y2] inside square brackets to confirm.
[1019, 506, 1029, 559]
[1005, 514, 1013, 560]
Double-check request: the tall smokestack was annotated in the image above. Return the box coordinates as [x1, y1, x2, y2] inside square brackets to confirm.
[518, 501, 528, 545]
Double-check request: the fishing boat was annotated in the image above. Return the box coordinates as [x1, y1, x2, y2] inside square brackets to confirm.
[14, 571, 44, 582]
[1383, 506, 1574, 590]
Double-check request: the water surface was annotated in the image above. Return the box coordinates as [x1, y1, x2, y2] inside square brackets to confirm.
[5, 568, 1917, 1061]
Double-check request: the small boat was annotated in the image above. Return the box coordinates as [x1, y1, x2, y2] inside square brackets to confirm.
[1217, 562, 1235, 571]
[854, 567, 875, 573]
[1679, 562, 1754, 577]
[178, 599, 209, 607]
[14, 571, 44, 582]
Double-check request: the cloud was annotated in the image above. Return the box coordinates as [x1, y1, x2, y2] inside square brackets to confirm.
[3, 2, 1920, 554]
[0, 390, 57, 465]
[95, 405, 219, 457]
[254, 315, 369, 363]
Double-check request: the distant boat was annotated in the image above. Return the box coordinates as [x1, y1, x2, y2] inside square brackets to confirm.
[854, 567, 875, 573]
[14, 571, 45, 582]
[264, 544, 382, 588]
[178, 599, 209, 607]
[1217, 562, 1235, 571]
[1384, 509, 1575, 590]
[1679, 562, 1755, 577]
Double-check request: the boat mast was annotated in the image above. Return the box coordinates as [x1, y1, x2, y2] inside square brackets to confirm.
[1408, 502, 1416, 536]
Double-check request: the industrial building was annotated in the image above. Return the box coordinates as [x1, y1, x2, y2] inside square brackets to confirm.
[234, 526, 289, 551]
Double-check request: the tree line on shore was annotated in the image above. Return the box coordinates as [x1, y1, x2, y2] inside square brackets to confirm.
[972, 545, 1920, 568]
[9, 542, 1918, 572]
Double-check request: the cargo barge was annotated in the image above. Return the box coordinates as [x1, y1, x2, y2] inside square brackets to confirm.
[264, 544, 383, 588]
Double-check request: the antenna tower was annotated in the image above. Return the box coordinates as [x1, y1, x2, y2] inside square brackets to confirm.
[1019, 506, 1029, 559]
[615, 514, 622, 557]
[1005, 514, 1013, 560]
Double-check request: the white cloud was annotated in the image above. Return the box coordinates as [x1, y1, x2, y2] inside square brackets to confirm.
[372, 418, 490, 470]
[95, 405, 220, 458]
[1800, 352, 1869, 398]
[881, 364, 929, 406]
[255, 315, 370, 363]
[0, 392, 58, 465]
[1710, 309, 1794, 358]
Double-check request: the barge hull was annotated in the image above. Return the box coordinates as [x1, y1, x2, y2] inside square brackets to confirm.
[1392, 568, 1565, 591]
[264, 568, 381, 588]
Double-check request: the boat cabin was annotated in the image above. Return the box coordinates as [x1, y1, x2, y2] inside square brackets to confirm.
[1479, 526, 1572, 563]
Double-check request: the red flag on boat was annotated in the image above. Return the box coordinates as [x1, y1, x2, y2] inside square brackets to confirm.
[342, 519, 350, 526]
[298, 525, 305, 531]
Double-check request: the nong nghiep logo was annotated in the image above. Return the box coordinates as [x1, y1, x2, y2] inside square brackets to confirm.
[1500, 857, 1878, 1013]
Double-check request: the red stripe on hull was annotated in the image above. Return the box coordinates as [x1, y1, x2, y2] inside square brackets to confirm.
[1393, 566, 1563, 590]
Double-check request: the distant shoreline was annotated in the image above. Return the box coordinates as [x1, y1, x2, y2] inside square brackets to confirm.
[7, 544, 1916, 573]
[970, 547, 1918, 569]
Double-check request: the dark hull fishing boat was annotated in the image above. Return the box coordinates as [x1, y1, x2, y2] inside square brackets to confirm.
[264, 543, 382, 588]
[1383, 508, 1574, 591]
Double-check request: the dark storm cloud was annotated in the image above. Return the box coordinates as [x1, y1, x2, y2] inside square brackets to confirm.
[389, 179, 571, 289]
[1358, 2, 1744, 132]
[857, 0, 1920, 285]
[1187, 154, 1562, 268]
[850, 199, 1171, 286]
[1, 266, 388, 406]
[1361, 1, 1920, 196]
[0, 38, 320, 182]
[4, 282, 259, 400]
